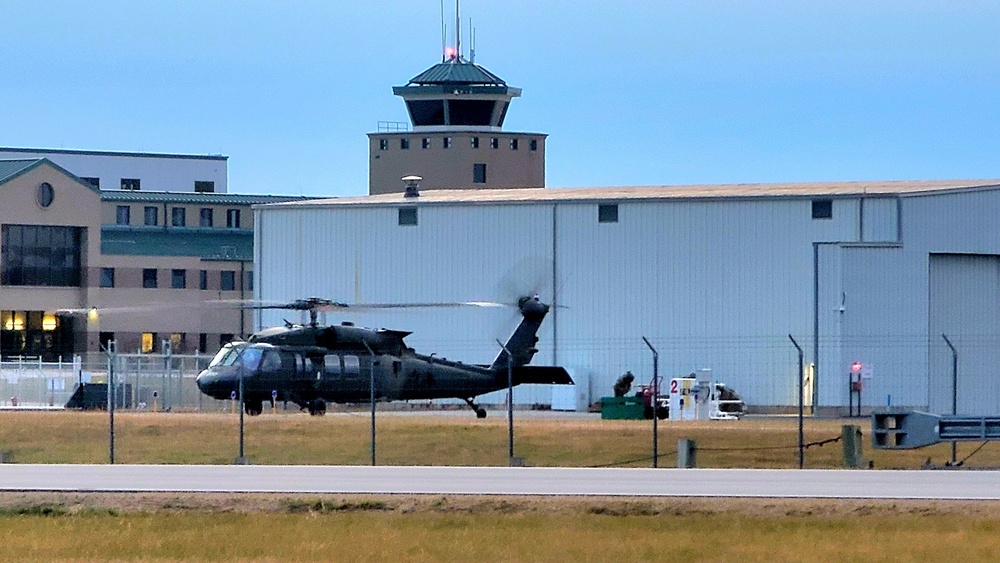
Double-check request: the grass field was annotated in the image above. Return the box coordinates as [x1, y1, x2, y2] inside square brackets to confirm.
[0, 493, 998, 561]
[0, 410, 996, 468]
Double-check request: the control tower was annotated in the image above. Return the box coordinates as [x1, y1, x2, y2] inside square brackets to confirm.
[368, 51, 546, 195]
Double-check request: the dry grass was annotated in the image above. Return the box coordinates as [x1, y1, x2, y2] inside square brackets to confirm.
[0, 494, 997, 561]
[0, 410, 995, 468]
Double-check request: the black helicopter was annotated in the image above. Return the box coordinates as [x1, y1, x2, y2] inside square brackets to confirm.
[194, 295, 572, 417]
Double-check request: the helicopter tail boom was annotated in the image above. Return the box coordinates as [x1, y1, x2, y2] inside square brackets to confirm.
[490, 295, 550, 371]
[510, 365, 573, 385]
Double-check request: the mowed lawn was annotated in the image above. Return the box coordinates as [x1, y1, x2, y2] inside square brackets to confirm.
[0, 503, 997, 562]
[0, 410, 996, 468]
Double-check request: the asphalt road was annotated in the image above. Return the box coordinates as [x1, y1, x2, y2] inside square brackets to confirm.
[0, 465, 998, 499]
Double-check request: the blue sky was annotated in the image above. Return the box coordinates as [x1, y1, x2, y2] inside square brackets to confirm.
[3, 1, 998, 196]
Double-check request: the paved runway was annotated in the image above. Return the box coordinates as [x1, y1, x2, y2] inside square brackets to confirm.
[0, 465, 998, 499]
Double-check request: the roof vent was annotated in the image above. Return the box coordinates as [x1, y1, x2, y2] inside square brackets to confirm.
[402, 175, 422, 198]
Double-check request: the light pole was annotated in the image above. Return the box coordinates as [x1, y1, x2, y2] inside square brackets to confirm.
[364, 342, 377, 466]
[942, 333, 958, 465]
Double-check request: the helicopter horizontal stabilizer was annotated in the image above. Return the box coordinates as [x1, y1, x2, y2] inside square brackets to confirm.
[511, 366, 573, 386]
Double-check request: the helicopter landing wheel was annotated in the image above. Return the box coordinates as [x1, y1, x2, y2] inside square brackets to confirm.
[244, 400, 263, 416]
[308, 399, 327, 416]
[476, 408, 487, 419]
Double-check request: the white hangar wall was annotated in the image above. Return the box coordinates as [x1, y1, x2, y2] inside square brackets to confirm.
[255, 186, 1000, 413]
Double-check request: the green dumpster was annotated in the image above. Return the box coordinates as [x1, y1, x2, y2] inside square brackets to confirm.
[600, 396, 646, 420]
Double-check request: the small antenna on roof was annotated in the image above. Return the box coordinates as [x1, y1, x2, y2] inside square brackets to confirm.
[455, 0, 461, 60]
[470, 18, 475, 63]
[440, 0, 446, 62]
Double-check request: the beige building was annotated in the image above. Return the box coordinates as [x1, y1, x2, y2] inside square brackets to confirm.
[0, 158, 304, 360]
[368, 54, 546, 194]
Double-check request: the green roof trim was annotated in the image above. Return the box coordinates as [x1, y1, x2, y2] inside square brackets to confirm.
[101, 226, 253, 260]
[101, 191, 313, 205]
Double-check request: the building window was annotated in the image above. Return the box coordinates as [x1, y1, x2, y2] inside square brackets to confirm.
[100, 267, 115, 288]
[144, 206, 158, 226]
[530, 139, 538, 151]
[121, 178, 140, 190]
[198, 333, 207, 353]
[226, 209, 241, 228]
[378, 139, 388, 150]
[1, 225, 83, 287]
[510, 138, 518, 150]
[116, 205, 130, 225]
[200, 208, 213, 227]
[471, 137, 480, 149]
[142, 268, 158, 289]
[199, 269, 208, 290]
[422, 137, 431, 149]
[398, 208, 418, 226]
[171, 269, 186, 289]
[400, 138, 410, 150]
[81, 177, 100, 188]
[443, 137, 452, 149]
[220, 270, 236, 291]
[812, 199, 833, 219]
[490, 137, 499, 149]
[598, 204, 619, 223]
[170, 332, 184, 352]
[171, 207, 186, 227]
[194, 181, 215, 193]
[473, 163, 487, 184]
[141, 332, 155, 353]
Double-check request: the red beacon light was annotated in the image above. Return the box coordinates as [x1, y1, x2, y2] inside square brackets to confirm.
[851, 362, 862, 373]
[445, 47, 456, 59]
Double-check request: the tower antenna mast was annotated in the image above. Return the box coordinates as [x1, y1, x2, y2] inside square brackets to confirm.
[440, 0, 446, 62]
[455, 0, 461, 60]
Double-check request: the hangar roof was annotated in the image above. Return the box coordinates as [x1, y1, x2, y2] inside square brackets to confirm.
[263, 179, 1000, 209]
[102, 191, 309, 206]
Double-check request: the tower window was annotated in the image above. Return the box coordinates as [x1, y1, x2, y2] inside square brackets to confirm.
[200, 208, 213, 227]
[473, 163, 487, 184]
[443, 137, 452, 149]
[598, 204, 619, 223]
[226, 208, 241, 228]
[510, 138, 518, 150]
[490, 138, 499, 149]
[121, 178, 140, 191]
[379, 139, 388, 150]
[400, 138, 410, 150]
[220, 271, 236, 291]
[398, 208, 418, 226]
[422, 138, 431, 149]
[194, 181, 215, 193]
[199, 270, 208, 290]
[812, 199, 833, 219]
[144, 206, 158, 226]
[81, 177, 100, 188]
[471, 137, 480, 149]
[530, 139, 538, 151]
[172, 207, 186, 227]
[142, 268, 158, 289]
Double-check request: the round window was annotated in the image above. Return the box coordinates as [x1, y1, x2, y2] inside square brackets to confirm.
[37, 182, 55, 208]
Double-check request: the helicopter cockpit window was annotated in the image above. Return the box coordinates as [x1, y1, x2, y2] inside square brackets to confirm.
[343, 355, 360, 377]
[238, 347, 263, 371]
[209, 343, 241, 367]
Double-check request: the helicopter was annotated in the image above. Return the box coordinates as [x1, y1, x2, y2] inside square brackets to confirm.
[194, 295, 572, 417]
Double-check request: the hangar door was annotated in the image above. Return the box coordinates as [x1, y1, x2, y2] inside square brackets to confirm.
[929, 254, 1000, 415]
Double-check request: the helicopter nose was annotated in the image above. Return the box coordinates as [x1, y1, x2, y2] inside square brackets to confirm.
[196, 369, 221, 396]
